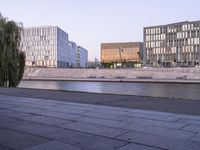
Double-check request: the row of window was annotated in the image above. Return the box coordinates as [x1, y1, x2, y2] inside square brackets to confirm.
[146, 38, 200, 48]
[147, 53, 199, 61]
[22, 41, 56, 47]
[22, 27, 57, 37]
[22, 45, 56, 51]
[145, 23, 200, 35]
[147, 46, 200, 54]
[21, 35, 57, 42]
[26, 60, 57, 67]
[26, 55, 56, 61]
[146, 31, 200, 42]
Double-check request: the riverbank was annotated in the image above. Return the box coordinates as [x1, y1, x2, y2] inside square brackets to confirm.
[0, 87, 200, 115]
[23, 67, 200, 84]
[23, 76, 200, 84]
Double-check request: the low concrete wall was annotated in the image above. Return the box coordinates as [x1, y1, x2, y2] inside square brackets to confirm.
[23, 67, 200, 80]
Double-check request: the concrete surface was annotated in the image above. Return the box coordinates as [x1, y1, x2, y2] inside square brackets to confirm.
[23, 67, 200, 80]
[0, 94, 200, 150]
[0, 87, 200, 115]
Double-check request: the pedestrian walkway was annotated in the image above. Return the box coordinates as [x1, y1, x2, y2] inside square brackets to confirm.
[0, 94, 200, 150]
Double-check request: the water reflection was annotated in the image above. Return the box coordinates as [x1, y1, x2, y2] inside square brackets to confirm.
[19, 81, 200, 100]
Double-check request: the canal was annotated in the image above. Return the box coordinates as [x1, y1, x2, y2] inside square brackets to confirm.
[18, 80, 200, 100]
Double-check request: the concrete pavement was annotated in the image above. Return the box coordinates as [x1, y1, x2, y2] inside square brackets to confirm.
[0, 88, 200, 115]
[0, 94, 200, 149]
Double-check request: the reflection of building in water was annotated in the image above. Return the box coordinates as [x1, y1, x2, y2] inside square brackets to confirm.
[101, 42, 143, 68]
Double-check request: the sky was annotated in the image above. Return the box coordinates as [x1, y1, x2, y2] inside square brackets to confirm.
[0, 0, 200, 60]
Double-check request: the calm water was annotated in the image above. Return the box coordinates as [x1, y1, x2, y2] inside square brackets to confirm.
[18, 80, 200, 100]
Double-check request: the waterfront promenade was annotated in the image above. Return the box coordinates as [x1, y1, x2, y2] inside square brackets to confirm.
[0, 89, 200, 149]
[0, 88, 200, 149]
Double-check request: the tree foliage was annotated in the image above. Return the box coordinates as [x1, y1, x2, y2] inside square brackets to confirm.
[0, 13, 25, 87]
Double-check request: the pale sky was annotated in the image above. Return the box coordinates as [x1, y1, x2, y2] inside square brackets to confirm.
[1, 0, 200, 60]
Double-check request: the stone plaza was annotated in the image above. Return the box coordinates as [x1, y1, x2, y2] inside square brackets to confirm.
[0, 93, 200, 150]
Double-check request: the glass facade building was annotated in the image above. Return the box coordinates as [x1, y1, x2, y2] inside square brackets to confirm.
[21, 26, 77, 68]
[144, 21, 200, 67]
[101, 42, 143, 68]
[76, 46, 88, 68]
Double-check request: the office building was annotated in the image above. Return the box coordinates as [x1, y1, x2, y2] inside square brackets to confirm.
[101, 42, 143, 68]
[76, 46, 88, 68]
[144, 21, 200, 67]
[68, 41, 77, 67]
[21, 26, 78, 68]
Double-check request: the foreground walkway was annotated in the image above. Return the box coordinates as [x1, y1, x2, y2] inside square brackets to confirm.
[0, 95, 200, 150]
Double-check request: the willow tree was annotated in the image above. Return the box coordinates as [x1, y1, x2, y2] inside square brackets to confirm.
[0, 13, 25, 87]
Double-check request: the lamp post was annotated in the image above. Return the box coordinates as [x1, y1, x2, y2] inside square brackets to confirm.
[119, 47, 123, 68]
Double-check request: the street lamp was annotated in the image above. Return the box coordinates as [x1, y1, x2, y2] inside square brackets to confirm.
[118, 47, 123, 68]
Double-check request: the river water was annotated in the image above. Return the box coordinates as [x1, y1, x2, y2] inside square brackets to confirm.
[18, 80, 200, 100]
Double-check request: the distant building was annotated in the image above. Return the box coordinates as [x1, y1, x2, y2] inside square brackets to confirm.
[20, 26, 81, 68]
[101, 42, 143, 68]
[77, 46, 88, 68]
[88, 58, 101, 68]
[68, 41, 77, 67]
[144, 21, 200, 67]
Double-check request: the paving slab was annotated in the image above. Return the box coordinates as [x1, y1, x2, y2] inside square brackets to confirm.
[8, 107, 44, 115]
[0, 103, 18, 109]
[6, 121, 64, 137]
[116, 143, 163, 150]
[59, 121, 128, 138]
[36, 111, 81, 120]
[44, 129, 128, 150]
[0, 116, 21, 127]
[77, 116, 128, 128]
[128, 109, 174, 116]
[81, 111, 128, 121]
[123, 117, 186, 129]
[190, 133, 200, 143]
[24, 141, 81, 150]
[88, 108, 129, 115]
[177, 118, 200, 125]
[120, 123, 194, 140]
[51, 107, 85, 115]
[116, 131, 200, 150]
[22, 115, 74, 126]
[0, 145, 10, 150]
[125, 112, 179, 121]
[183, 124, 200, 133]
[0, 109, 14, 114]
[0, 128, 49, 150]
[0, 111, 35, 119]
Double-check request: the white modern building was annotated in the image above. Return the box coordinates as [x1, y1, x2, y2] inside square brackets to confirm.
[21, 26, 80, 68]
[77, 46, 88, 67]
